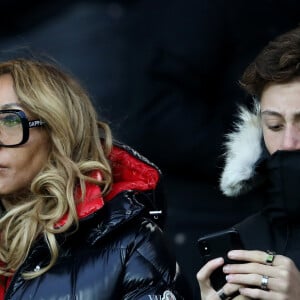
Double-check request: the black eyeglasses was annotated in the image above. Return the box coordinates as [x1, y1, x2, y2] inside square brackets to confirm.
[0, 109, 45, 147]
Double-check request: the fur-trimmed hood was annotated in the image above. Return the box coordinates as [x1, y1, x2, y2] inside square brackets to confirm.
[220, 103, 265, 197]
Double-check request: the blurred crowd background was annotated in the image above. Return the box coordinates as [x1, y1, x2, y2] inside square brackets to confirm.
[2, 0, 300, 291]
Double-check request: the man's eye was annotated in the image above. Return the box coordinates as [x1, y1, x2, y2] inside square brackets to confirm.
[267, 124, 283, 131]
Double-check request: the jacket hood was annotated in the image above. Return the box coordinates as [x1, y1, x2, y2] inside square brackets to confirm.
[106, 144, 160, 201]
[220, 103, 264, 197]
[56, 144, 161, 227]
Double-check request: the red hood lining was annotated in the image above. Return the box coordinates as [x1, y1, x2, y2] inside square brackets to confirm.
[106, 146, 160, 201]
[55, 146, 160, 227]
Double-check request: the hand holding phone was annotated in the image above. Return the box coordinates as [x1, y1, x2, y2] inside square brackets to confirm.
[197, 228, 244, 290]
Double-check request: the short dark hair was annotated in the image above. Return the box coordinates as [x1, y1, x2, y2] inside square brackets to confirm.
[240, 25, 300, 98]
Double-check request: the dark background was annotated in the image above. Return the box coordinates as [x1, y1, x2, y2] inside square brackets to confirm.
[2, 0, 300, 292]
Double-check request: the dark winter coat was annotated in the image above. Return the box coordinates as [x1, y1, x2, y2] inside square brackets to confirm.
[220, 104, 300, 269]
[3, 144, 191, 300]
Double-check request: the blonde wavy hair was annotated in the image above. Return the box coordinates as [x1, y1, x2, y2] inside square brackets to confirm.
[0, 58, 113, 280]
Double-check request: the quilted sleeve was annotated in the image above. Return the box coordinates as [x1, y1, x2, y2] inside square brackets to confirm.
[122, 219, 192, 300]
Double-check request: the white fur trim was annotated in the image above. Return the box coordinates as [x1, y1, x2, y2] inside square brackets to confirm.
[220, 104, 262, 196]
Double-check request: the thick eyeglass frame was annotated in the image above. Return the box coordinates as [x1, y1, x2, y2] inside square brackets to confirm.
[0, 109, 45, 147]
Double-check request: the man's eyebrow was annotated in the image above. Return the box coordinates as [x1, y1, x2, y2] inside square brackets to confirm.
[261, 110, 282, 117]
[261, 110, 300, 119]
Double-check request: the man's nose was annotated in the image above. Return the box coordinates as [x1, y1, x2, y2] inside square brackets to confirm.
[280, 126, 300, 151]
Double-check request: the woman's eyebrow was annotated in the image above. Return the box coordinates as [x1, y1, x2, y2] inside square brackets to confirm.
[0, 103, 21, 109]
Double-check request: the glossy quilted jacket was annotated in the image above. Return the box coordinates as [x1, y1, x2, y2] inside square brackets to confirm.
[4, 145, 191, 299]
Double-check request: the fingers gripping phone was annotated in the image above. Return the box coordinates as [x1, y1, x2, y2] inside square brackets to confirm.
[197, 228, 244, 290]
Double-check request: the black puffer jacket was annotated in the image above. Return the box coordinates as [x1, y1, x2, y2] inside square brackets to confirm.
[4, 144, 191, 300]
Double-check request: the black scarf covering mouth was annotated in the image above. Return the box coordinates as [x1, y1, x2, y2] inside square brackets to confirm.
[263, 150, 300, 223]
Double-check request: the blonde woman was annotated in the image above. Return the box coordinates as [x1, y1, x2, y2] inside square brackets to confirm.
[0, 58, 190, 299]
